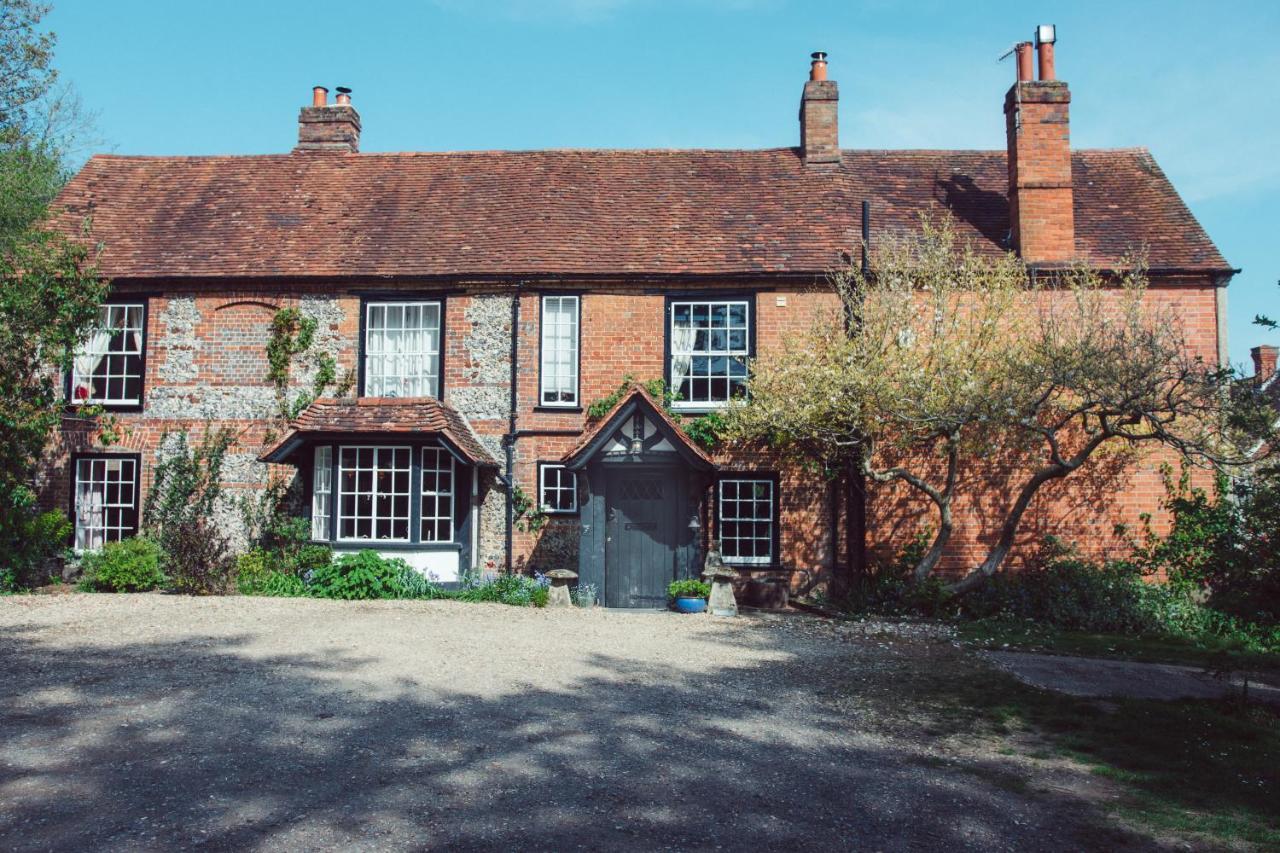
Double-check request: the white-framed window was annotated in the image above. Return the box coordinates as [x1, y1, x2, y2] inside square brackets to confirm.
[337, 446, 412, 541]
[71, 303, 145, 406]
[363, 301, 441, 398]
[669, 299, 749, 409]
[73, 455, 139, 550]
[539, 463, 577, 514]
[718, 477, 775, 565]
[421, 447, 455, 542]
[540, 295, 579, 406]
[311, 445, 333, 540]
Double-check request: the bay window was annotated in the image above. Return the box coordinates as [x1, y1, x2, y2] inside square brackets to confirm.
[309, 442, 460, 546]
[311, 446, 332, 540]
[669, 299, 749, 409]
[70, 303, 145, 407]
[338, 446, 412, 541]
[363, 301, 441, 398]
[540, 295, 579, 406]
[420, 447, 454, 542]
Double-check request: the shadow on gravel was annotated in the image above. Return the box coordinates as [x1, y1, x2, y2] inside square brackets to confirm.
[0, 624, 1147, 851]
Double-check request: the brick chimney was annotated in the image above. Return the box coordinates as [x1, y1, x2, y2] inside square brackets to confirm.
[295, 85, 361, 153]
[1252, 345, 1278, 383]
[800, 52, 840, 166]
[1004, 27, 1074, 263]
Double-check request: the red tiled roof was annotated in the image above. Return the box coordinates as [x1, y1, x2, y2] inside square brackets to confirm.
[260, 397, 497, 466]
[53, 147, 1230, 280]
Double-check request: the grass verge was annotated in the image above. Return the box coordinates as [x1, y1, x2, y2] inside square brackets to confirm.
[858, 647, 1280, 848]
[956, 619, 1280, 678]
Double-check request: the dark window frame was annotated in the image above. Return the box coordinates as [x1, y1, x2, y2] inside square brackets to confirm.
[713, 470, 781, 568]
[68, 451, 143, 549]
[663, 293, 756, 414]
[305, 437, 467, 551]
[536, 292, 583, 411]
[65, 297, 149, 413]
[357, 295, 447, 401]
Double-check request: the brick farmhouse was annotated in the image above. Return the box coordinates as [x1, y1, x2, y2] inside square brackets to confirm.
[44, 40, 1233, 606]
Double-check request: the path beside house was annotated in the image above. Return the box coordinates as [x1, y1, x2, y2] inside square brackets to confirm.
[2, 596, 1163, 851]
[983, 650, 1280, 704]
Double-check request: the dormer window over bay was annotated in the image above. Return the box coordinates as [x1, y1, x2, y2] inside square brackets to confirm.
[361, 300, 442, 398]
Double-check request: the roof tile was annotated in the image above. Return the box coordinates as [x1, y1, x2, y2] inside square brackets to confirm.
[53, 147, 1230, 280]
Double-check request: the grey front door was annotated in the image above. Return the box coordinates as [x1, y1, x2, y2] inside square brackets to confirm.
[604, 469, 675, 608]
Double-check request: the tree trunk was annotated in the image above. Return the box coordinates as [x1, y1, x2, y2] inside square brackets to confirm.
[913, 499, 953, 582]
[946, 465, 1069, 596]
[845, 455, 867, 593]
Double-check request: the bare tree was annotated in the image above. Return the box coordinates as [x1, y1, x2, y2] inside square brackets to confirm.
[723, 217, 1271, 594]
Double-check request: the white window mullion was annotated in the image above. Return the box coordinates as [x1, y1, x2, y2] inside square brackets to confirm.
[718, 478, 774, 565]
[540, 295, 579, 407]
[364, 301, 440, 399]
[670, 299, 749, 410]
[311, 445, 333, 540]
[73, 455, 138, 551]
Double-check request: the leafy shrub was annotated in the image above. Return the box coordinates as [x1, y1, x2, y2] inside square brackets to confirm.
[668, 579, 711, 599]
[164, 518, 235, 595]
[2, 509, 71, 591]
[961, 558, 1191, 634]
[455, 571, 549, 607]
[143, 428, 236, 595]
[307, 550, 409, 600]
[1129, 463, 1280, 627]
[78, 537, 166, 592]
[235, 549, 307, 597]
[839, 531, 951, 617]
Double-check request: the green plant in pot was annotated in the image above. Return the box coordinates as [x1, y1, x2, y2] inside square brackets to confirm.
[669, 578, 711, 613]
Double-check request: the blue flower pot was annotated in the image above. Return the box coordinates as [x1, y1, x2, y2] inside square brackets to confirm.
[674, 596, 707, 614]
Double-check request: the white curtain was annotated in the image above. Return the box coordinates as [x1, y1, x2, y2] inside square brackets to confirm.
[670, 324, 696, 394]
[71, 329, 113, 400]
[75, 477, 103, 550]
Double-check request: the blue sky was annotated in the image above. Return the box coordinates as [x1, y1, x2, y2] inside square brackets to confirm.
[50, 0, 1278, 370]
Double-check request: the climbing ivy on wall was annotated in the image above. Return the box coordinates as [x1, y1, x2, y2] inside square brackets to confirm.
[585, 375, 725, 451]
[266, 307, 351, 423]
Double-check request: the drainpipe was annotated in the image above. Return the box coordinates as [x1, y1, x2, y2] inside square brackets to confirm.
[503, 283, 522, 573]
[843, 200, 871, 591]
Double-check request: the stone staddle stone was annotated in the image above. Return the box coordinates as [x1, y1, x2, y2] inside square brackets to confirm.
[707, 568, 738, 618]
[545, 569, 578, 609]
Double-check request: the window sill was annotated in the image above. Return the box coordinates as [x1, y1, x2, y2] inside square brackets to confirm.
[534, 405, 583, 414]
[64, 402, 144, 414]
[326, 540, 462, 552]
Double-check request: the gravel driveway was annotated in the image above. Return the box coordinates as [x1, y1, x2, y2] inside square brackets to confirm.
[1, 595, 1153, 851]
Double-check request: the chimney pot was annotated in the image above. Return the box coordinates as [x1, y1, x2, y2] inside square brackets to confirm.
[1014, 42, 1033, 83]
[335, 86, 352, 106]
[809, 51, 828, 81]
[312, 86, 328, 107]
[1252, 345, 1278, 383]
[1037, 41, 1056, 80]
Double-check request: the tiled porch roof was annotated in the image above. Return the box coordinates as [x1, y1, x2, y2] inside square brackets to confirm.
[259, 397, 497, 467]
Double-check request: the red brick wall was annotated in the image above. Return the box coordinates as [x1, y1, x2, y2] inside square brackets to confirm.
[44, 276, 1222, 589]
